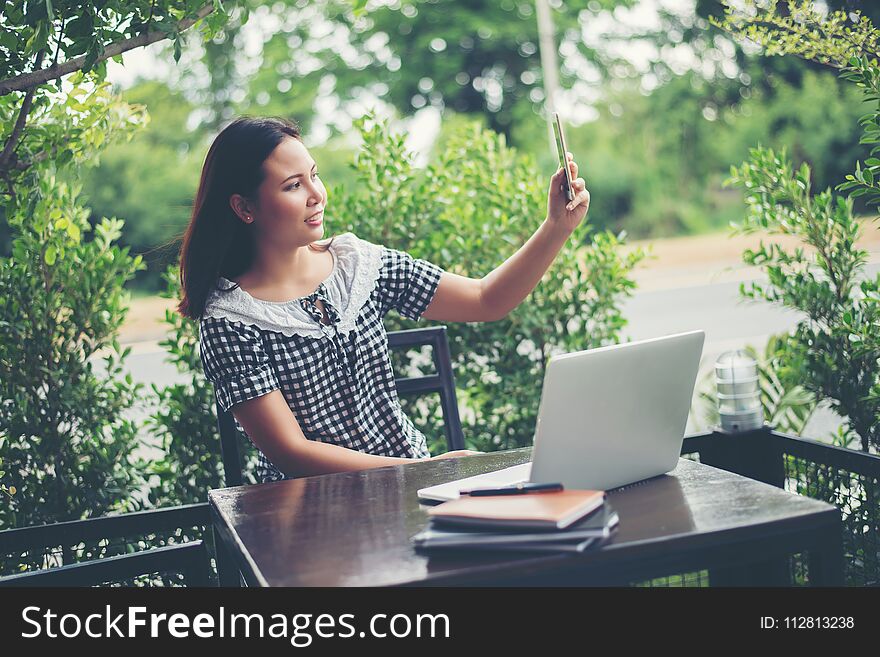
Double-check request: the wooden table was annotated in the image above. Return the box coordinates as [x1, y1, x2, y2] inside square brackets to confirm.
[208, 449, 844, 587]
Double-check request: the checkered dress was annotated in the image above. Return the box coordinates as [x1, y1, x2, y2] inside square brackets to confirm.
[198, 232, 443, 483]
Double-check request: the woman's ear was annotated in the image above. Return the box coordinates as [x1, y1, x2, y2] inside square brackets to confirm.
[229, 194, 255, 224]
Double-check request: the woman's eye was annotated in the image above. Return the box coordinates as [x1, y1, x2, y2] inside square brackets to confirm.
[285, 173, 318, 191]
[286, 183, 299, 191]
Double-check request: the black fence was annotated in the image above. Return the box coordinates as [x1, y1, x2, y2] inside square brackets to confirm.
[0, 504, 211, 586]
[650, 427, 880, 587]
[1, 428, 877, 587]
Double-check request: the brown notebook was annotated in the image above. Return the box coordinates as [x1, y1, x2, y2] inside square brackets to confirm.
[427, 490, 605, 530]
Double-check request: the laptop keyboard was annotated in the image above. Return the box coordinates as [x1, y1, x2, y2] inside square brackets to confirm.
[417, 463, 532, 501]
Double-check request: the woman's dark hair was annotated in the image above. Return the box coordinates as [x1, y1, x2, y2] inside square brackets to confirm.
[177, 115, 331, 320]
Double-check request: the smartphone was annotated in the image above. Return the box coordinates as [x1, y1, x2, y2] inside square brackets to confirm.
[552, 112, 575, 202]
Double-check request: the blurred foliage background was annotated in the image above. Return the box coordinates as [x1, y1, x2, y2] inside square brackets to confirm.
[28, 0, 878, 292]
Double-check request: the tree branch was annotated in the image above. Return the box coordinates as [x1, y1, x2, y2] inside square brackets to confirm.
[0, 51, 46, 172]
[52, 11, 66, 69]
[11, 147, 54, 170]
[0, 3, 214, 97]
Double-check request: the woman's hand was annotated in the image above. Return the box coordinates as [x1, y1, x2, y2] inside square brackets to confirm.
[546, 151, 590, 234]
[429, 449, 483, 460]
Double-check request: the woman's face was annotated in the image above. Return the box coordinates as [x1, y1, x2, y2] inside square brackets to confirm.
[243, 136, 327, 246]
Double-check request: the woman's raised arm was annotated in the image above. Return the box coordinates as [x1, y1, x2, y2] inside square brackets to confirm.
[422, 152, 589, 324]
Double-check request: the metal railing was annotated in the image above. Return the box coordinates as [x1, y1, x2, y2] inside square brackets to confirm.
[645, 427, 880, 587]
[0, 504, 212, 586]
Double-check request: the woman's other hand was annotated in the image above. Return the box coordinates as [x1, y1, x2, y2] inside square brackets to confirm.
[546, 151, 590, 234]
[429, 449, 483, 460]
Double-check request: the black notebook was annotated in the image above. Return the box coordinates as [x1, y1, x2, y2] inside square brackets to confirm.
[414, 503, 619, 552]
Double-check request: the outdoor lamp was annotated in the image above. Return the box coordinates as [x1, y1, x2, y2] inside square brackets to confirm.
[715, 350, 763, 433]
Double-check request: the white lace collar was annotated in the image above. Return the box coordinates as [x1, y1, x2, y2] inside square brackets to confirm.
[202, 232, 383, 339]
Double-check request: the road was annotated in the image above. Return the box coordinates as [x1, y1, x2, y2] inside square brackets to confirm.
[99, 227, 880, 445]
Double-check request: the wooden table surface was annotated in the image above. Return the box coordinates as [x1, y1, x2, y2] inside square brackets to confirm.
[209, 449, 842, 587]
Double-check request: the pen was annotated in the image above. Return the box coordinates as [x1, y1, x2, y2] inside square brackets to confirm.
[459, 482, 564, 497]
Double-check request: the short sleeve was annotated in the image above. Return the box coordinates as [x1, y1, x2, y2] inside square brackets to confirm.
[376, 246, 443, 320]
[199, 317, 280, 412]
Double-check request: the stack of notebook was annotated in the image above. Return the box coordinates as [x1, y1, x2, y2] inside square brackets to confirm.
[413, 489, 618, 554]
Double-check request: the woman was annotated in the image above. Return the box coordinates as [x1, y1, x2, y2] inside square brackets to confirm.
[178, 116, 589, 483]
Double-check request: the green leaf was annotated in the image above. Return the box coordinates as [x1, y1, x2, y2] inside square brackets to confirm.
[66, 222, 81, 242]
[24, 18, 49, 53]
[351, 0, 369, 18]
[44, 244, 57, 266]
[0, 30, 17, 49]
[82, 37, 104, 73]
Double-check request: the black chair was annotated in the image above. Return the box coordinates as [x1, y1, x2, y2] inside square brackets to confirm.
[0, 504, 212, 587]
[215, 325, 465, 487]
[387, 326, 465, 451]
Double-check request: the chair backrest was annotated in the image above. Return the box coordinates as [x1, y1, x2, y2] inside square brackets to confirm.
[215, 325, 464, 486]
[387, 326, 465, 450]
[216, 396, 245, 487]
[0, 504, 212, 587]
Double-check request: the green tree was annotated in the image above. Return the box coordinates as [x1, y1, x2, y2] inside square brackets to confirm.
[717, 0, 880, 207]
[1, 1, 228, 255]
[0, 120, 147, 526]
[169, 0, 636, 141]
[0, 456, 14, 528]
[718, 0, 880, 452]
[144, 268, 228, 506]
[0, 1, 225, 179]
[74, 80, 207, 290]
[0, 2, 225, 528]
[98, 0, 878, 269]
[521, 64, 870, 238]
[728, 147, 878, 451]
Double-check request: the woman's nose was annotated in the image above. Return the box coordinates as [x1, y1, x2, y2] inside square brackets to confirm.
[306, 180, 323, 203]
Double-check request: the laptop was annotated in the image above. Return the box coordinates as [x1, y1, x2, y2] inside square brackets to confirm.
[417, 330, 705, 502]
